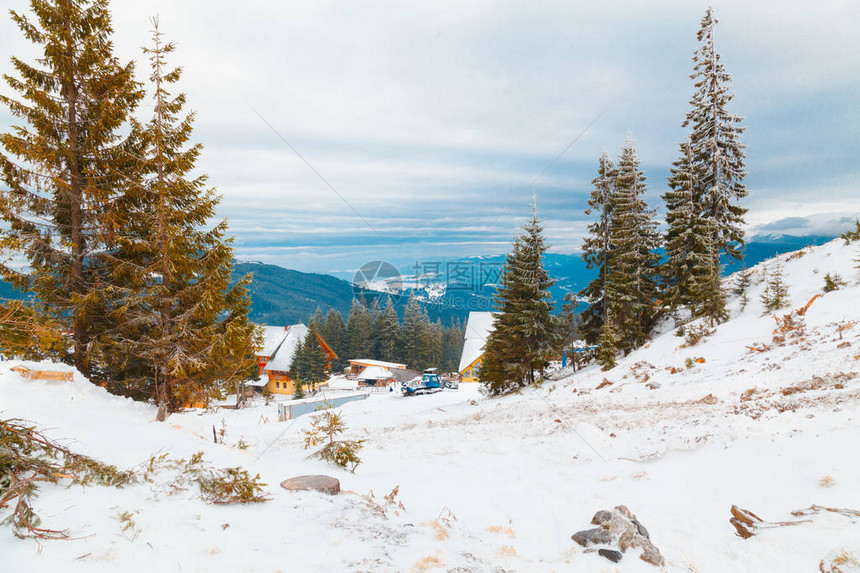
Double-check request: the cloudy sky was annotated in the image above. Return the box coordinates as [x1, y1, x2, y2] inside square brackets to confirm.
[1, 0, 858, 274]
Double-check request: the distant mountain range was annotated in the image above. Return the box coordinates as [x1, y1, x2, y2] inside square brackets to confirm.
[232, 262, 468, 326]
[0, 234, 839, 326]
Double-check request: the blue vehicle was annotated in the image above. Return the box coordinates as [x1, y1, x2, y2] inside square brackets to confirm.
[401, 368, 444, 396]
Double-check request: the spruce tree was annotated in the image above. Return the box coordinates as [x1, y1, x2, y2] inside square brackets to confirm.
[0, 0, 144, 374]
[482, 203, 556, 395]
[306, 330, 329, 388]
[662, 140, 725, 320]
[596, 309, 622, 371]
[686, 8, 747, 259]
[663, 8, 745, 324]
[441, 320, 464, 372]
[732, 266, 751, 310]
[346, 298, 372, 358]
[587, 138, 661, 370]
[367, 297, 383, 357]
[322, 308, 346, 370]
[579, 153, 616, 343]
[310, 307, 325, 332]
[376, 296, 400, 362]
[401, 294, 426, 369]
[760, 261, 789, 313]
[290, 336, 309, 389]
[95, 22, 258, 414]
[605, 138, 660, 354]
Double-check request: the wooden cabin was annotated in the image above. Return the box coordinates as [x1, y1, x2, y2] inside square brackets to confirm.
[261, 324, 338, 395]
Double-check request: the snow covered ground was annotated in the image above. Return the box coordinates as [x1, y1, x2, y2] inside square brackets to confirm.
[2, 238, 859, 572]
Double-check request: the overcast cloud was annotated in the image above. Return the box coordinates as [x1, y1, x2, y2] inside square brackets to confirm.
[1, 0, 858, 273]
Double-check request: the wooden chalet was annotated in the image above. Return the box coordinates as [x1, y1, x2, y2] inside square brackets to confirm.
[259, 324, 337, 395]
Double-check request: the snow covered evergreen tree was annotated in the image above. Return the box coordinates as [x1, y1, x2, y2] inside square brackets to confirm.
[482, 203, 557, 395]
[578, 153, 616, 344]
[732, 265, 752, 311]
[598, 138, 661, 366]
[760, 261, 790, 313]
[685, 8, 747, 261]
[662, 140, 725, 321]
[95, 22, 257, 414]
[0, 0, 144, 374]
[663, 7, 746, 324]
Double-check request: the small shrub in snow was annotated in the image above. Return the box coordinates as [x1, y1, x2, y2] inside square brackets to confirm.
[823, 273, 846, 292]
[262, 387, 274, 405]
[303, 409, 365, 472]
[840, 218, 860, 244]
[161, 451, 269, 504]
[116, 510, 141, 540]
[683, 323, 714, 347]
[196, 466, 269, 504]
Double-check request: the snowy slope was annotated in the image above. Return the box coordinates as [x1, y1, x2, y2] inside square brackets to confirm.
[2, 238, 859, 572]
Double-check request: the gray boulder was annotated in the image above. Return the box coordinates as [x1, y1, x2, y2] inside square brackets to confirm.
[280, 475, 341, 495]
[598, 548, 623, 563]
[571, 527, 611, 547]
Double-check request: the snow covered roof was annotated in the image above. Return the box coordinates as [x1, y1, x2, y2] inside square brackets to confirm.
[349, 358, 407, 369]
[259, 326, 289, 357]
[458, 311, 495, 373]
[263, 324, 309, 372]
[357, 366, 394, 380]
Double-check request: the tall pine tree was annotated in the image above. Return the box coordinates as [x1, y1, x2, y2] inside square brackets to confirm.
[685, 7, 746, 261]
[482, 202, 556, 395]
[579, 153, 616, 344]
[95, 21, 258, 415]
[664, 7, 746, 323]
[601, 137, 660, 361]
[0, 0, 144, 374]
[662, 140, 722, 318]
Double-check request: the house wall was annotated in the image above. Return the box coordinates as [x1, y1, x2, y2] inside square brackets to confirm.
[266, 371, 297, 395]
[257, 355, 272, 375]
[459, 356, 483, 382]
[266, 371, 326, 395]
